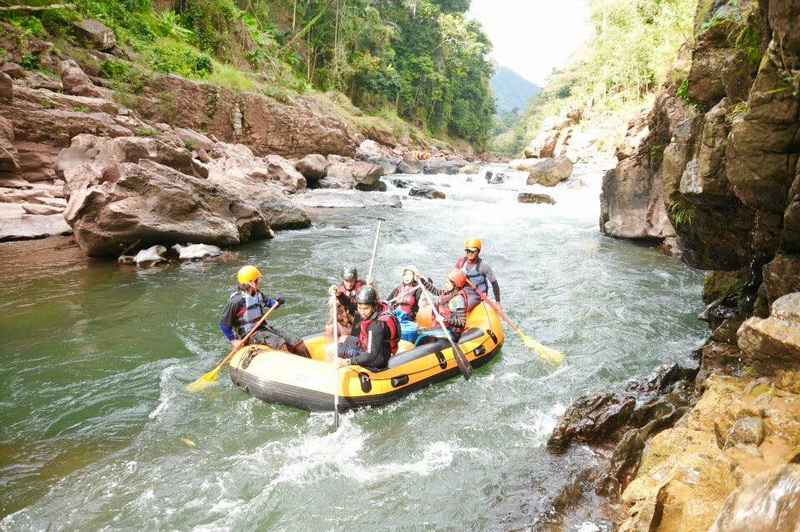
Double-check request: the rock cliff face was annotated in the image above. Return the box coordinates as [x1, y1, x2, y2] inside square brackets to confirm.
[587, 0, 800, 528]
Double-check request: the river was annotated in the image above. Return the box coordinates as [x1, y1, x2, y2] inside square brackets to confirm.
[0, 161, 708, 530]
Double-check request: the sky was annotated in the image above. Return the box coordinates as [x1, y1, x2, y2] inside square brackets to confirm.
[467, 0, 594, 87]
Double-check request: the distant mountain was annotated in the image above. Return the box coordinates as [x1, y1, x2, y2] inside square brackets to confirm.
[490, 66, 541, 114]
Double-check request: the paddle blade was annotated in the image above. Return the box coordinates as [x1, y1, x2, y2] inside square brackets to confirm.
[519, 332, 564, 365]
[186, 367, 222, 392]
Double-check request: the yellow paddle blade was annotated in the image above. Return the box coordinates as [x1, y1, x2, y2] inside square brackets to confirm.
[517, 331, 565, 365]
[186, 366, 222, 392]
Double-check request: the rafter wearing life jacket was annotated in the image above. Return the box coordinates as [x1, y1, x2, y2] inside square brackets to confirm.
[339, 279, 365, 304]
[455, 256, 488, 294]
[357, 301, 401, 356]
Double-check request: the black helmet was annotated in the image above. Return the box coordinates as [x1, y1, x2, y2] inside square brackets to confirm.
[342, 265, 358, 281]
[354, 285, 377, 305]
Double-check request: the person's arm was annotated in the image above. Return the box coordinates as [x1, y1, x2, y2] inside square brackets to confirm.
[443, 296, 467, 330]
[349, 321, 386, 367]
[420, 276, 448, 297]
[480, 263, 501, 303]
[219, 297, 241, 346]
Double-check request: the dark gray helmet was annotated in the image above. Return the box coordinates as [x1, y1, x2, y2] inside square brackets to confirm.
[342, 265, 358, 281]
[354, 285, 377, 305]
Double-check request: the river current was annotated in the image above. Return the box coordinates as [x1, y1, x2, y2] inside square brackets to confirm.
[0, 161, 708, 530]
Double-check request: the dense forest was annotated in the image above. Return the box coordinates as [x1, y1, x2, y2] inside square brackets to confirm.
[493, 0, 695, 154]
[3, 0, 496, 146]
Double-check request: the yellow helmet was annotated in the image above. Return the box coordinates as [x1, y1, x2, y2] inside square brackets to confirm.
[237, 265, 262, 284]
[464, 237, 482, 252]
[402, 265, 420, 278]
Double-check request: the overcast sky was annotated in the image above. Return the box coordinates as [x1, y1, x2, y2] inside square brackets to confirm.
[467, 0, 594, 86]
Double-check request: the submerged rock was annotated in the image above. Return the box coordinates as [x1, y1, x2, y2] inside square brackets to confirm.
[486, 171, 507, 184]
[408, 186, 445, 200]
[518, 193, 556, 205]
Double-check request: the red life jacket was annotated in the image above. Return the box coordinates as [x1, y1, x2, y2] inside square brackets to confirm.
[393, 284, 418, 317]
[437, 289, 468, 334]
[357, 302, 401, 355]
[339, 279, 365, 303]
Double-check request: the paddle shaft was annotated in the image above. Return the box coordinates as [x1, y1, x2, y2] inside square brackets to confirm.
[213, 302, 280, 376]
[416, 281, 472, 381]
[330, 296, 340, 429]
[463, 278, 520, 332]
[367, 219, 383, 279]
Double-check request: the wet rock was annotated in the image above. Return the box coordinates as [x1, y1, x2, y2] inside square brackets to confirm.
[0, 71, 12, 104]
[547, 393, 636, 453]
[59, 60, 102, 98]
[0, 62, 26, 80]
[294, 153, 328, 181]
[486, 171, 507, 184]
[710, 464, 800, 532]
[526, 156, 573, 187]
[366, 156, 399, 176]
[518, 193, 556, 205]
[134, 245, 166, 267]
[389, 178, 410, 189]
[408, 186, 445, 200]
[567, 179, 587, 190]
[458, 164, 480, 174]
[294, 189, 401, 209]
[508, 158, 540, 172]
[73, 19, 117, 51]
[172, 243, 222, 260]
[762, 254, 800, 307]
[738, 292, 800, 376]
[722, 416, 766, 449]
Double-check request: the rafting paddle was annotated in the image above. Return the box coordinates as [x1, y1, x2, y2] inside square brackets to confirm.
[330, 295, 340, 430]
[416, 281, 473, 381]
[367, 219, 383, 280]
[186, 302, 280, 392]
[464, 278, 564, 365]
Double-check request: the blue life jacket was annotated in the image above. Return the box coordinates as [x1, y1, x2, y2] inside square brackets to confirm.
[456, 257, 487, 294]
[232, 291, 265, 338]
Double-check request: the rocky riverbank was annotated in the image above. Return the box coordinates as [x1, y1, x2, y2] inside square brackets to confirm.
[0, 20, 485, 257]
[542, 0, 800, 528]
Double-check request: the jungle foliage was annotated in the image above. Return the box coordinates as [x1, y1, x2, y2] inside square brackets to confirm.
[4, 0, 495, 146]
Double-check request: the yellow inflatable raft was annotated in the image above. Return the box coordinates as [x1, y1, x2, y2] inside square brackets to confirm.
[228, 301, 504, 411]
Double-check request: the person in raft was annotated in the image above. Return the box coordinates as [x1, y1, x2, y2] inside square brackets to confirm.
[455, 237, 501, 311]
[329, 285, 400, 369]
[416, 268, 469, 343]
[219, 265, 310, 357]
[326, 265, 374, 341]
[388, 265, 423, 341]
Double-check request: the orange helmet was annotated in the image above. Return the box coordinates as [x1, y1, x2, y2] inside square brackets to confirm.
[445, 267, 467, 289]
[464, 237, 482, 252]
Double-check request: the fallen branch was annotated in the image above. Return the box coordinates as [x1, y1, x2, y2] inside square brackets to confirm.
[0, 3, 76, 11]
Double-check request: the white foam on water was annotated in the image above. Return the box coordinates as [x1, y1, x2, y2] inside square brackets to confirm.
[340, 440, 455, 482]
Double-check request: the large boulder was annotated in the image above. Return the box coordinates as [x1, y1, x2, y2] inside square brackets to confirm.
[0, 71, 12, 104]
[59, 60, 102, 98]
[72, 19, 117, 51]
[738, 292, 800, 376]
[422, 159, 468, 175]
[408, 185, 445, 200]
[58, 135, 309, 256]
[526, 156, 573, 187]
[294, 153, 328, 182]
[204, 143, 305, 192]
[398, 157, 422, 174]
[325, 155, 384, 190]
